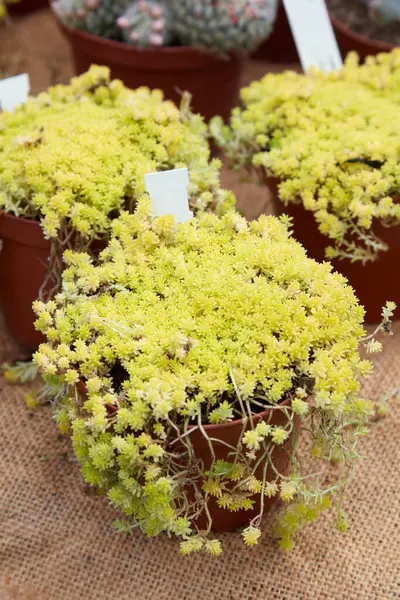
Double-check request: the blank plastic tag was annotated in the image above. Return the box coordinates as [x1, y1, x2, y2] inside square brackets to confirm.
[0, 73, 30, 112]
[283, 0, 343, 72]
[144, 167, 193, 223]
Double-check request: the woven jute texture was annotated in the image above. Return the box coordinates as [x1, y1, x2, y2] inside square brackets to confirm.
[0, 318, 399, 600]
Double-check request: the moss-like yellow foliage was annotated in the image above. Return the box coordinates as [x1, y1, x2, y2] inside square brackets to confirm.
[211, 50, 400, 262]
[33, 202, 373, 552]
[0, 66, 234, 240]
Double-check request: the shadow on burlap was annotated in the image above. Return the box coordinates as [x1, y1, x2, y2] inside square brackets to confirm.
[0, 315, 399, 600]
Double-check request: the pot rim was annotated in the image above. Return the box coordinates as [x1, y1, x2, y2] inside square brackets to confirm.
[195, 395, 292, 432]
[78, 380, 292, 433]
[56, 20, 242, 69]
[0, 211, 50, 248]
[329, 10, 396, 54]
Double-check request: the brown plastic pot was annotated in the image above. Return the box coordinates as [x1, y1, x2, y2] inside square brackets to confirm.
[0, 213, 49, 351]
[0, 214, 106, 352]
[266, 177, 400, 324]
[186, 398, 297, 533]
[57, 22, 243, 123]
[251, 1, 299, 63]
[329, 11, 396, 60]
[330, 11, 396, 59]
[79, 379, 297, 533]
[8, 0, 48, 15]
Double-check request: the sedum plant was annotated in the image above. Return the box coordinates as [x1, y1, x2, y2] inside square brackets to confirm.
[211, 49, 400, 263]
[52, 0, 278, 54]
[33, 200, 393, 554]
[0, 65, 234, 297]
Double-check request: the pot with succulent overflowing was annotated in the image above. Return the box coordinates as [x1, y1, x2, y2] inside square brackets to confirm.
[32, 201, 394, 554]
[0, 65, 234, 350]
[328, 0, 400, 58]
[51, 0, 278, 122]
[211, 49, 400, 323]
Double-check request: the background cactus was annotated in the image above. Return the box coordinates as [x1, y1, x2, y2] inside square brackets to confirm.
[361, 0, 400, 22]
[170, 0, 278, 54]
[117, 0, 174, 47]
[52, 0, 278, 52]
[52, 0, 129, 38]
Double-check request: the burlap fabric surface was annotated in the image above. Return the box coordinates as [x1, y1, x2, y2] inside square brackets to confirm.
[0, 316, 399, 600]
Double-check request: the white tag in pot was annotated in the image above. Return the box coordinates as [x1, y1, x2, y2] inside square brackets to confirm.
[144, 167, 193, 223]
[0, 73, 30, 112]
[283, 0, 343, 72]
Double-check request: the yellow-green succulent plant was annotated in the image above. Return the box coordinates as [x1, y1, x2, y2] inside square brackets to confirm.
[0, 65, 233, 240]
[211, 50, 400, 263]
[33, 200, 393, 554]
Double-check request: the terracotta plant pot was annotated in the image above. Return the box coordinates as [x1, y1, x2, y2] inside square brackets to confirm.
[0, 213, 49, 351]
[266, 178, 400, 324]
[79, 380, 296, 533]
[329, 11, 396, 60]
[251, 1, 299, 63]
[187, 399, 296, 532]
[57, 23, 243, 123]
[8, 0, 48, 15]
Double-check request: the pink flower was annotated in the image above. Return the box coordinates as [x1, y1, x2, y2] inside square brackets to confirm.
[150, 33, 164, 46]
[152, 18, 165, 32]
[116, 16, 130, 29]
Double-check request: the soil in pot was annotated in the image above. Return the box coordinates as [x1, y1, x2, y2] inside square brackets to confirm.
[58, 24, 243, 123]
[266, 178, 400, 324]
[327, 0, 400, 56]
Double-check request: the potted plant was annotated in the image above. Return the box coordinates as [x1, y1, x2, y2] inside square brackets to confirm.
[211, 49, 400, 323]
[327, 0, 400, 59]
[32, 202, 394, 553]
[51, 0, 279, 122]
[0, 65, 234, 350]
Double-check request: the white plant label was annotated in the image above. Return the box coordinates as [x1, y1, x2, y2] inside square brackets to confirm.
[0, 73, 30, 112]
[144, 167, 193, 223]
[283, 0, 343, 72]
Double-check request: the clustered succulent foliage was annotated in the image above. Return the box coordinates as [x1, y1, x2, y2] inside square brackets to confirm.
[52, 0, 278, 54]
[0, 65, 233, 297]
[32, 200, 392, 554]
[211, 50, 400, 263]
[361, 0, 400, 23]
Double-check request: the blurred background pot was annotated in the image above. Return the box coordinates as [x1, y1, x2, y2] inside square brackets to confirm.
[0, 213, 48, 351]
[58, 22, 243, 123]
[266, 177, 400, 324]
